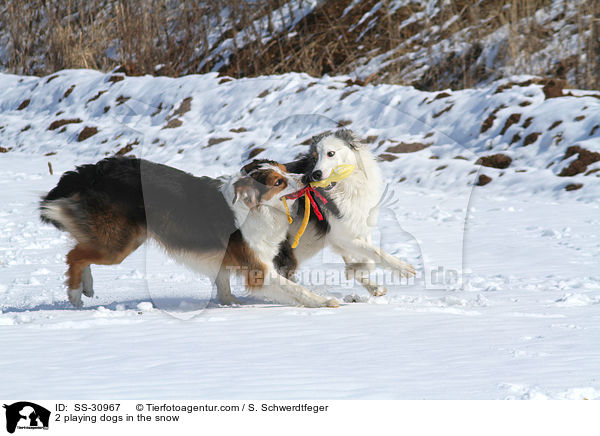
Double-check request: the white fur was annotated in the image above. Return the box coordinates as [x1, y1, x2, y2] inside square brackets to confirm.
[312, 135, 383, 241]
[211, 170, 338, 307]
[221, 168, 297, 264]
[293, 132, 415, 296]
[81, 265, 94, 297]
[40, 202, 68, 224]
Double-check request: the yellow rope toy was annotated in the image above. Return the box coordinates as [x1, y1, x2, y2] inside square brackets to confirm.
[282, 164, 354, 248]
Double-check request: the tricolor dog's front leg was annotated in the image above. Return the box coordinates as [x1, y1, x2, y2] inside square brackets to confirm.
[215, 267, 242, 305]
[334, 239, 416, 278]
[258, 270, 339, 308]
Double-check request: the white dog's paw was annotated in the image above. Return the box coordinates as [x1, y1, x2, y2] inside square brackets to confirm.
[325, 298, 340, 308]
[402, 262, 416, 278]
[68, 287, 83, 308]
[393, 260, 416, 278]
[81, 265, 94, 298]
[368, 285, 388, 297]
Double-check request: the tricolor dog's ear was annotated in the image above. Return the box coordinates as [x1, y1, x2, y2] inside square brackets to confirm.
[241, 159, 267, 175]
[233, 177, 260, 209]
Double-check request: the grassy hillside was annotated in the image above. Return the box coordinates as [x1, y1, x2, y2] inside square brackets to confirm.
[1, 0, 598, 90]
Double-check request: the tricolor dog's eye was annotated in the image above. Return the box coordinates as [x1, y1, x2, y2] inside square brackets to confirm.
[327, 151, 335, 157]
[274, 179, 283, 186]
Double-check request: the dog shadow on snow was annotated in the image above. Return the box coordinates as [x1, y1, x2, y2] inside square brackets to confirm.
[0, 295, 307, 315]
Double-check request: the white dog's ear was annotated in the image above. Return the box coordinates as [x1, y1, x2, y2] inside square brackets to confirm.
[233, 178, 260, 209]
[334, 129, 363, 149]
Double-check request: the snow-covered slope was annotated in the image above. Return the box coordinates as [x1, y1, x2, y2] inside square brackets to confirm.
[2, 69, 599, 198]
[0, 70, 599, 399]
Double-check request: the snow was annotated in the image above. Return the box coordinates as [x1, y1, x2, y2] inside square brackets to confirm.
[0, 69, 599, 399]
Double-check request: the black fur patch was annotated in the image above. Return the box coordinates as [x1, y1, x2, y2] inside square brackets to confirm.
[273, 237, 297, 280]
[284, 154, 315, 175]
[284, 150, 342, 237]
[293, 186, 342, 237]
[139, 159, 237, 250]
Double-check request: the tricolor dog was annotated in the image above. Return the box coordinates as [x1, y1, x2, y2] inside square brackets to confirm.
[279, 129, 416, 295]
[40, 157, 338, 308]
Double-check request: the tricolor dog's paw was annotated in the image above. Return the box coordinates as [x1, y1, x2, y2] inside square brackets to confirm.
[81, 265, 94, 298]
[68, 286, 83, 308]
[218, 294, 243, 306]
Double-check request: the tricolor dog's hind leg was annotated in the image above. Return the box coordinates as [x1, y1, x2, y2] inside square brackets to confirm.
[65, 234, 145, 307]
[81, 265, 94, 297]
[44, 198, 146, 307]
[65, 245, 105, 307]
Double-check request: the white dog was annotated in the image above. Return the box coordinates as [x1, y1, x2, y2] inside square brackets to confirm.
[277, 129, 416, 296]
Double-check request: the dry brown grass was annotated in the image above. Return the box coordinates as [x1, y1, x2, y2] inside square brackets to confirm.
[393, 0, 599, 90]
[1, 0, 277, 76]
[1, 0, 598, 90]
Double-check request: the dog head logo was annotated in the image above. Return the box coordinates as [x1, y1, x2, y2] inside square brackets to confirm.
[3, 402, 50, 434]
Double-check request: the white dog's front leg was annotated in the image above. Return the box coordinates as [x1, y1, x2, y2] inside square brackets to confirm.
[257, 271, 339, 308]
[340, 256, 387, 296]
[335, 239, 416, 278]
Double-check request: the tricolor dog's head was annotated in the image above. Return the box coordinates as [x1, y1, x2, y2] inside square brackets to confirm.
[306, 129, 363, 189]
[233, 159, 303, 209]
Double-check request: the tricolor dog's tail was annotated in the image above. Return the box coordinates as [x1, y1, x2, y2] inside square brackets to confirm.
[40, 158, 146, 244]
[40, 165, 95, 238]
[39, 197, 76, 230]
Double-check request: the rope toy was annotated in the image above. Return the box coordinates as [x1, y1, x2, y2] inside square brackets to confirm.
[282, 164, 354, 248]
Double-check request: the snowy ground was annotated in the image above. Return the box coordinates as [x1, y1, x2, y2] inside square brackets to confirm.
[0, 70, 599, 399]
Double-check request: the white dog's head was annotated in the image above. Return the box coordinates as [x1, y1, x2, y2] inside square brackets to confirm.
[307, 130, 363, 189]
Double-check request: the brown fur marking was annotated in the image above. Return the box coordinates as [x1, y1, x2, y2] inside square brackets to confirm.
[87, 209, 146, 256]
[66, 245, 105, 289]
[259, 172, 288, 202]
[222, 232, 267, 288]
[237, 161, 291, 205]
